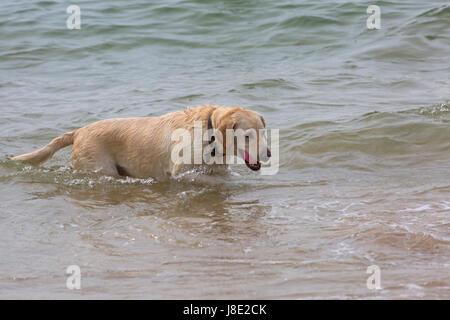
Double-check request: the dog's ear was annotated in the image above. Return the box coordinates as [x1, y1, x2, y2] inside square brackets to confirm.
[259, 115, 266, 128]
[217, 113, 237, 138]
[213, 107, 240, 149]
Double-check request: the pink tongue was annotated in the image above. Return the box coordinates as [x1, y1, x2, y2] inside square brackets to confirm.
[244, 151, 256, 163]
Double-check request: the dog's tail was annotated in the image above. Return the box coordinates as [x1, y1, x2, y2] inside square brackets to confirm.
[11, 131, 75, 165]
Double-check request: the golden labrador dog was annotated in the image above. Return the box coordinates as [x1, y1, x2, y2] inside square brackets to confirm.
[12, 105, 270, 180]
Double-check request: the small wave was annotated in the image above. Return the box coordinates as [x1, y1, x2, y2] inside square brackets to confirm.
[276, 15, 340, 28]
[416, 5, 450, 18]
[398, 204, 433, 213]
[67, 175, 155, 187]
[282, 103, 450, 169]
[241, 78, 298, 90]
[351, 223, 450, 255]
[416, 102, 450, 118]
[0, 159, 155, 188]
[2, 157, 238, 191]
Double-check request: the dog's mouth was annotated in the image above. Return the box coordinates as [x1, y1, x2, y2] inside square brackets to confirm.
[244, 151, 261, 171]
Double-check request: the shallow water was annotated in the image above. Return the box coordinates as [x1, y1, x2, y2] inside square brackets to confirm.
[0, 0, 449, 299]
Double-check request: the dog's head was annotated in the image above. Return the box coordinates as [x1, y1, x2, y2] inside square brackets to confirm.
[211, 107, 271, 171]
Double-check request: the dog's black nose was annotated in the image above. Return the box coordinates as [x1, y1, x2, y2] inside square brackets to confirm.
[267, 148, 271, 158]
